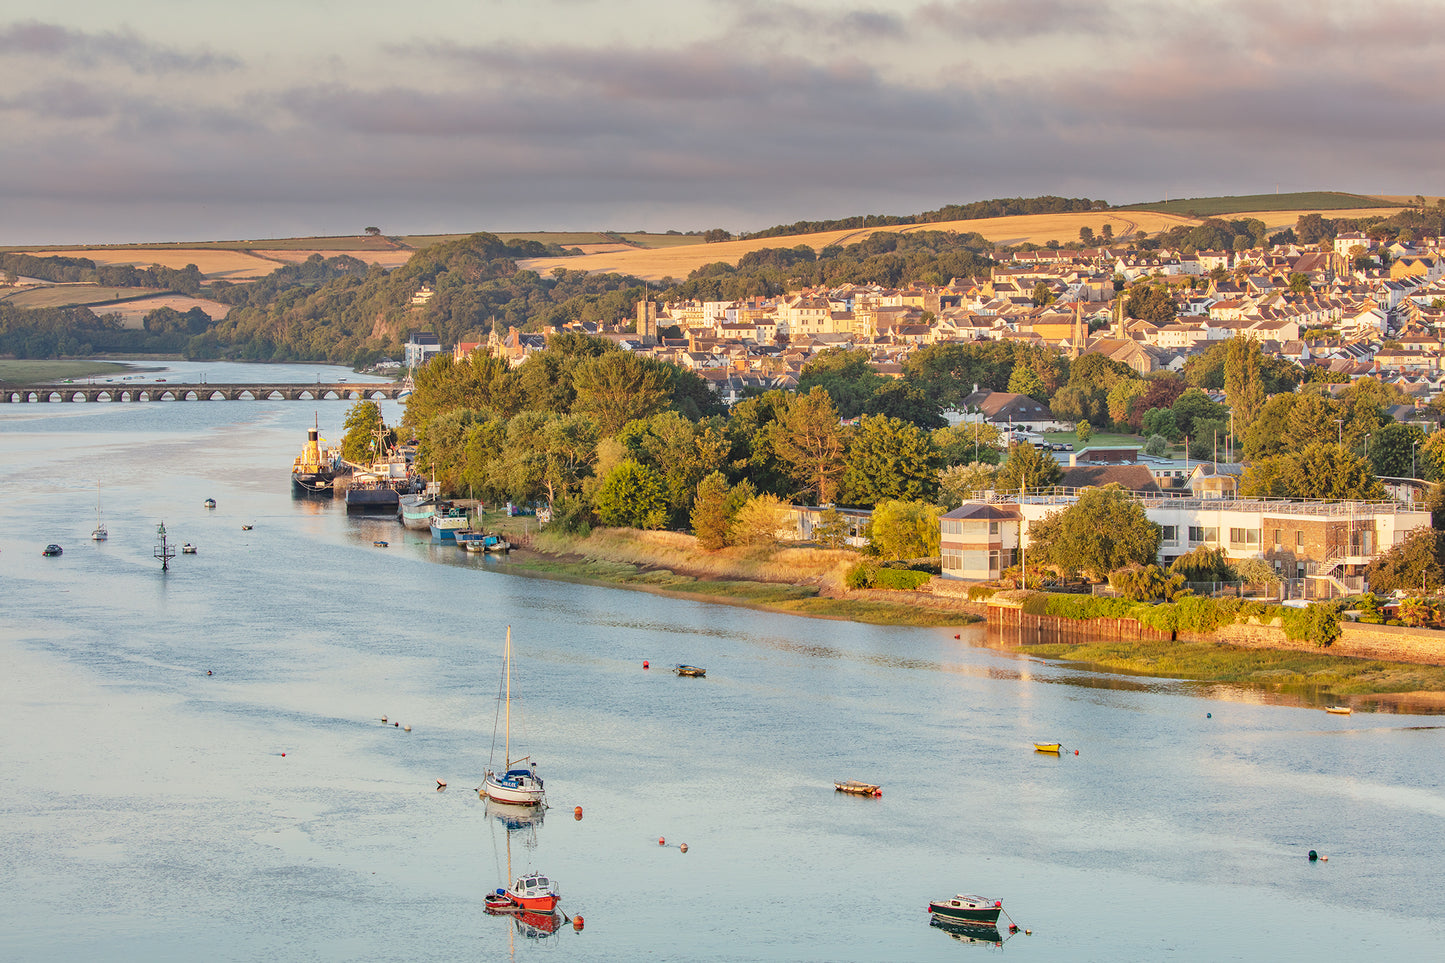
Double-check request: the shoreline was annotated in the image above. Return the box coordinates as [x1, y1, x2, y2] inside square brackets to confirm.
[478, 517, 1445, 702]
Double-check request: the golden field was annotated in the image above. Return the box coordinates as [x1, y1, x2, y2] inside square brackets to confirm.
[514, 211, 1199, 281]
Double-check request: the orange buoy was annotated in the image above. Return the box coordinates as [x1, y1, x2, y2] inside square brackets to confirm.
[679, 843, 688, 853]
[874, 788, 883, 797]
[207, 670, 213, 676]
[574, 806, 583, 820]
[1074, 749, 1079, 755]
[281, 753, 286, 757]
[954, 634, 960, 639]
[658, 836, 665, 846]
[643, 661, 649, 669]
[572, 915, 584, 930]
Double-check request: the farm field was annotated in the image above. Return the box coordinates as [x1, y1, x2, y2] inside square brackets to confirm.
[20, 248, 285, 280]
[100, 294, 235, 328]
[513, 210, 1200, 281]
[0, 285, 170, 310]
[1117, 191, 1396, 216]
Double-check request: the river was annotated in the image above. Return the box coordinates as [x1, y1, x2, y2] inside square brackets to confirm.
[1, 362, 1443, 961]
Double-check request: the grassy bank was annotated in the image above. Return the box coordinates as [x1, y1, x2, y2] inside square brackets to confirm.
[479, 513, 978, 627]
[1022, 638, 1445, 697]
[0, 359, 136, 385]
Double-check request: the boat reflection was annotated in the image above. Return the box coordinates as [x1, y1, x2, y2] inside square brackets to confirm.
[929, 916, 1007, 947]
[484, 902, 561, 940]
[485, 798, 544, 837]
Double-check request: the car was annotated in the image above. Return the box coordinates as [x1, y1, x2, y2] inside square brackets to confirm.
[1051, 442, 1074, 452]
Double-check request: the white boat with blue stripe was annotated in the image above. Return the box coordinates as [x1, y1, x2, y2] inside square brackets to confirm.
[481, 626, 547, 807]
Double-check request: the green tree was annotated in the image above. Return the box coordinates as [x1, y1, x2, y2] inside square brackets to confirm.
[1288, 272, 1312, 295]
[1007, 360, 1047, 402]
[932, 421, 1003, 467]
[1172, 387, 1227, 440]
[1368, 422, 1426, 478]
[571, 352, 673, 436]
[1076, 420, 1093, 444]
[839, 414, 938, 506]
[1027, 484, 1162, 581]
[593, 459, 667, 529]
[773, 387, 847, 504]
[937, 461, 998, 509]
[730, 493, 788, 545]
[996, 441, 1063, 493]
[341, 399, 385, 464]
[814, 507, 851, 548]
[1031, 281, 1056, 307]
[868, 499, 941, 560]
[1365, 528, 1445, 595]
[1108, 563, 1186, 601]
[862, 378, 945, 429]
[1106, 379, 1147, 428]
[1123, 284, 1177, 325]
[691, 471, 735, 550]
[1222, 337, 1267, 433]
[797, 347, 885, 419]
[1240, 444, 1386, 500]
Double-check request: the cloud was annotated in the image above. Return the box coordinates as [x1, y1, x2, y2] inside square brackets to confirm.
[721, 0, 907, 42]
[0, 19, 240, 73]
[915, 0, 1120, 40]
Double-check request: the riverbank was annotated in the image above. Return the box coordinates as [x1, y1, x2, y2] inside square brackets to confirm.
[474, 513, 1445, 699]
[481, 515, 980, 627]
[0, 359, 140, 384]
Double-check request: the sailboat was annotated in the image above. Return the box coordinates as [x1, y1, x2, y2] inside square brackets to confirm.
[482, 626, 546, 806]
[91, 485, 108, 541]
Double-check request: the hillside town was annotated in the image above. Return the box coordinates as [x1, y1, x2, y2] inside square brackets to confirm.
[380, 229, 1445, 607]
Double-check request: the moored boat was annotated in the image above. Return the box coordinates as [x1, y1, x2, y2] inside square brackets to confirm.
[928, 894, 1003, 925]
[398, 492, 435, 530]
[835, 780, 882, 796]
[429, 504, 470, 541]
[203, 498, 217, 509]
[482, 626, 547, 807]
[485, 873, 559, 913]
[674, 664, 706, 677]
[291, 417, 342, 496]
[91, 484, 108, 541]
[43, 543, 63, 556]
[1033, 742, 1061, 753]
[344, 477, 401, 512]
[181, 543, 197, 554]
[1325, 706, 1352, 715]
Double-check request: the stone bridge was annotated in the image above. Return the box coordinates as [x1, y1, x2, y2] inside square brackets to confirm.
[2, 382, 408, 403]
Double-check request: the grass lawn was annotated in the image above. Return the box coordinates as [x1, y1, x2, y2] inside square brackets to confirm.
[0, 360, 134, 385]
[1039, 429, 1145, 450]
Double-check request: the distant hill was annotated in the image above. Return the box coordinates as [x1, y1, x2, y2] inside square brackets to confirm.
[1117, 191, 1394, 217]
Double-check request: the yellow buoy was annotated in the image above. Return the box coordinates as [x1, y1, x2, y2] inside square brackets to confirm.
[403, 725, 411, 732]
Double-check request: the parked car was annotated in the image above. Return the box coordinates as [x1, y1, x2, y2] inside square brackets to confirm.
[1051, 442, 1074, 452]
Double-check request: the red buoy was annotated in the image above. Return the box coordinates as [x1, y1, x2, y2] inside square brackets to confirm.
[574, 806, 583, 820]
[1074, 749, 1079, 755]
[281, 753, 286, 757]
[658, 836, 665, 846]
[643, 661, 649, 669]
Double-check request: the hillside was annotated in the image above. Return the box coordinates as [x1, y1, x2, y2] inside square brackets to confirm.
[1116, 191, 1396, 217]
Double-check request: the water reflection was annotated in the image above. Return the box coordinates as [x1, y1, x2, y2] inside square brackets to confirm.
[929, 917, 1009, 948]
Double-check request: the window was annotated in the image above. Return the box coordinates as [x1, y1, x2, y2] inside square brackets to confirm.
[1161, 525, 1179, 545]
[988, 521, 999, 535]
[1189, 526, 1219, 544]
[1273, 529, 1281, 548]
[1230, 528, 1261, 549]
[988, 549, 1000, 572]
[1296, 531, 1304, 550]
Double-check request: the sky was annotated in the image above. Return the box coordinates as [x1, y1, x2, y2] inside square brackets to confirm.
[1, 0, 1442, 245]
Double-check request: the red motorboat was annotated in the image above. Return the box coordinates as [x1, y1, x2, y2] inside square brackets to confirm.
[485, 872, 558, 913]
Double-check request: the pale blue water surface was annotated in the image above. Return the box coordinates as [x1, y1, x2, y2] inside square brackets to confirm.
[2, 365, 1443, 961]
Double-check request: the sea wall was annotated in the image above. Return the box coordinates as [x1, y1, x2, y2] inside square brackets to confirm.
[985, 597, 1445, 665]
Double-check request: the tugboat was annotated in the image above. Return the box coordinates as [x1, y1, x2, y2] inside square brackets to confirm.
[291, 416, 341, 496]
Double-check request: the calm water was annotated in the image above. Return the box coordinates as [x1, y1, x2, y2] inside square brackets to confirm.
[2, 367, 1444, 961]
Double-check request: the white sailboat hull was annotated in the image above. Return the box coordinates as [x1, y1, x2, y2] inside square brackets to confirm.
[482, 769, 545, 806]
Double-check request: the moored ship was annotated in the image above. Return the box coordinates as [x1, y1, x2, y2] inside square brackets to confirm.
[291, 418, 342, 496]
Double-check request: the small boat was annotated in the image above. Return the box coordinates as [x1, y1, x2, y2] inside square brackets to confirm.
[181, 543, 197, 554]
[43, 544, 63, 557]
[1325, 706, 1352, 715]
[928, 894, 1003, 926]
[373, 540, 389, 548]
[835, 780, 882, 797]
[674, 664, 706, 677]
[241, 524, 253, 531]
[482, 627, 547, 806]
[429, 504, 470, 541]
[91, 484, 108, 541]
[1033, 743, 1061, 753]
[489, 873, 558, 913]
[203, 498, 217, 509]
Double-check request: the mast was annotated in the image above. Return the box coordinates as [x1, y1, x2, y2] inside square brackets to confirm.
[504, 625, 512, 767]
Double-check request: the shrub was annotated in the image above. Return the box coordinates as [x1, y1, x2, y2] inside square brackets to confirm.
[872, 568, 932, 591]
[1281, 601, 1344, 646]
[967, 585, 998, 601]
[844, 562, 875, 590]
[546, 496, 592, 536]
